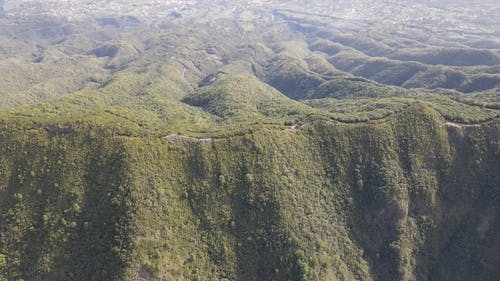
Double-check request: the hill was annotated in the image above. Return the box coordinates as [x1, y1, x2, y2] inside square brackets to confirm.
[0, 1, 499, 281]
[0, 105, 499, 281]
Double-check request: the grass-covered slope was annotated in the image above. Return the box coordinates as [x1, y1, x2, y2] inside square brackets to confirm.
[0, 104, 498, 281]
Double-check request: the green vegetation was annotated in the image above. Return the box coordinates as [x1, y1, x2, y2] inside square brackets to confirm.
[0, 1, 499, 280]
[0, 104, 498, 281]
[182, 74, 316, 123]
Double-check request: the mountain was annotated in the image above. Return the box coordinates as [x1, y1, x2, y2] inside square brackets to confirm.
[182, 74, 315, 122]
[1, 104, 499, 281]
[0, 1, 499, 281]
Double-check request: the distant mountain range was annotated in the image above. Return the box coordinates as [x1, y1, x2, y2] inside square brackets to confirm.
[0, 1, 499, 281]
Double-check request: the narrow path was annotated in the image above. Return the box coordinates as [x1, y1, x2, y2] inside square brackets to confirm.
[162, 115, 498, 146]
[442, 122, 481, 129]
[181, 67, 188, 83]
[164, 134, 213, 147]
[283, 124, 299, 132]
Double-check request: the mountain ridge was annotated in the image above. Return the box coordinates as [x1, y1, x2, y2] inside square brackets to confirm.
[0, 1, 499, 280]
[0, 104, 499, 280]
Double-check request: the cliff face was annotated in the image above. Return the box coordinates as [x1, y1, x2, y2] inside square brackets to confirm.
[0, 105, 499, 281]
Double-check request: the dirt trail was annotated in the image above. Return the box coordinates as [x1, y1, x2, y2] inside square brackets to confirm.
[163, 118, 496, 146]
[442, 122, 482, 129]
[181, 67, 188, 82]
[164, 134, 213, 147]
[441, 120, 494, 137]
[283, 124, 300, 132]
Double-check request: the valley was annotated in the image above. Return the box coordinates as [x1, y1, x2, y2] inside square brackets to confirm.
[0, 1, 498, 280]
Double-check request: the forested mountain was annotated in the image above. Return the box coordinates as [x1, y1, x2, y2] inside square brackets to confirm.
[0, 1, 499, 280]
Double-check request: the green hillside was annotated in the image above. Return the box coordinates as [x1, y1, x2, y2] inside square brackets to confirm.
[0, 1, 499, 281]
[0, 104, 499, 281]
[183, 74, 315, 122]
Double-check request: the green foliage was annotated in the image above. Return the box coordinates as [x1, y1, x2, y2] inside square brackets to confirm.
[0, 2, 499, 281]
[183, 74, 316, 122]
[0, 104, 498, 281]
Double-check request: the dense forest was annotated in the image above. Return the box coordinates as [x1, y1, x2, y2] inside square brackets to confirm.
[0, 1, 499, 280]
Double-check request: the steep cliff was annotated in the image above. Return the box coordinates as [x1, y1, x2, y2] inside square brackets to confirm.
[0, 104, 498, 281]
